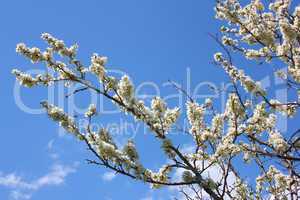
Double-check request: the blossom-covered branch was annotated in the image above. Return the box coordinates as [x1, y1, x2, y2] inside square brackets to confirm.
[11, 0, 300, 199]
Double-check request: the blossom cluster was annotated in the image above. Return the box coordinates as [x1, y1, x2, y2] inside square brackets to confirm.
[269, 99, 297, 117]
[215, 0, 300, 86]
[85, 104, 97, 118]
[41, 33, 78, 58]
[41, 102, 81, 138]
[13, 35, 80, 88]
[86, 129, 172, 188]
[243, 103, 276, 134]
[12, 69, 53, 87]
[214, 53, 265, 95]
[146, 165, 172, 188]
[256, 165, 294, 198]
[186, 100, 225, 145]
[89, 53, 107, 81]
[186, 101, 206, 135]
[268, 130, 288, 152]
[112, 76, 180, 136]
[16, 43, 44, 63]
[12, 28, 300, 199]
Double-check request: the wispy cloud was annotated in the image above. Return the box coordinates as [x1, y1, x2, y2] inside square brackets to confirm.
[101, 172, 116, 182]
[10, 191, 31, 200]
[47, 139, 55, 150]
[46, 139, 60, 160]
[0, 163, 78, 200]
[140, 196, 153, 200]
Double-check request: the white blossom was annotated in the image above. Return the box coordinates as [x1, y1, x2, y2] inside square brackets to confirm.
[214, 53, 265, 95]
[16, 43, 43, 63]
[41, 33, 78, 58]
[270, 99, 297, 117]
[186, 101, 205, 134]
[268, 130, 288, 152]
[11, 18, 300, 199]
[85, 104, 97, 118]
[89, 53, 107, 80]
[12, 69, 38, 87]
[12, 69, 53, 87]
[151, 97, 167, 114]
[117, 75, 134, 104]
[41, 102, 81, 138]
[123, 140, 139, 162]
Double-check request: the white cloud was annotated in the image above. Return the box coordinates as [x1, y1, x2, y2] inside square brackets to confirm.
[46, 139, 60, 160]
[0, 163, 78, 200]
[32, 163, 77, 189]
[101, 172, 116, 182]
[10, 191, 31, 200]
[47, 139, 55, 150]
[140, 197, 153, 200]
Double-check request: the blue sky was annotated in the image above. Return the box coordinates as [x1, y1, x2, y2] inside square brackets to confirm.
[0, 0, 294, 200]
